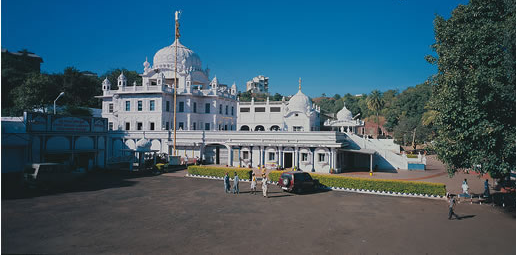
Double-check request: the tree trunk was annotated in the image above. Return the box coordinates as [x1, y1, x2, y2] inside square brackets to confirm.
[376, 112, 379, 138]
[412, 127, 417, 150]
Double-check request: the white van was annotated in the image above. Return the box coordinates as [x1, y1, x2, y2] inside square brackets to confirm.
[23, 163, 84, 188]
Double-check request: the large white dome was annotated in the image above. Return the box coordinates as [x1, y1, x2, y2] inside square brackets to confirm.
[288, 89, 311, 113]
[153, 39, 202, 70]
[337, 105, 353, 121]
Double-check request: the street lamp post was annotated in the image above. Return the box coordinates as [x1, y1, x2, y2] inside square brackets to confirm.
[53, 92, 65, 115]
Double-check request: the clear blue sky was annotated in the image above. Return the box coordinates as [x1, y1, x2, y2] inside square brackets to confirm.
[2, 0, 468, 97]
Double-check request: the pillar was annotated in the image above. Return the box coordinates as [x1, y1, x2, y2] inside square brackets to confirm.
[370, 154, 373, 173]
[331, 148, 337, 173]
[249, 146, 253, 168]
[310, 148, 315, 172]
[227, 145, 233, 166]
[294, 147, 299, 169]
[258, 146, 262, 168]
[238, 146, 241, 167]
[278, 147, 283, 167]
[262, 147, 266, 166]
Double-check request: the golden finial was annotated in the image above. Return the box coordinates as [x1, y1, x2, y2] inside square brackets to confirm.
[298, 77, 302, 91]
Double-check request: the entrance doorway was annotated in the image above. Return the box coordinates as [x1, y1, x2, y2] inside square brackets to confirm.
[284, 152, 293, 168]
[216, 147, 220, 164]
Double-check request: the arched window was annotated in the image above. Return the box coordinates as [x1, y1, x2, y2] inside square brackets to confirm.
[270, 125, 280, 131]
[255, 125, 265, 131]
[240, 125, 250, 131]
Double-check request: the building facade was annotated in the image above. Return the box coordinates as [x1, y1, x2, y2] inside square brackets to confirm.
[246, 75, 268, 93]
[96, 39, 238, 133]
[237, 84, 321, 132]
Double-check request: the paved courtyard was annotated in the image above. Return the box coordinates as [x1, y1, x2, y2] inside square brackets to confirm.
[2, 172, 515, 254]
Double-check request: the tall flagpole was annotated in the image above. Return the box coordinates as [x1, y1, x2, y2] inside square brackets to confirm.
[173, 10, 181, 156]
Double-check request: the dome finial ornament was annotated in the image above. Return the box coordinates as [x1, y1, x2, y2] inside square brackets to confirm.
[298, 77, 302, 91]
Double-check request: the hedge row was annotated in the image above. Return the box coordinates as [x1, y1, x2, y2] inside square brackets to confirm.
[188, 166, 253, 180]
[268, 171, 446, 196]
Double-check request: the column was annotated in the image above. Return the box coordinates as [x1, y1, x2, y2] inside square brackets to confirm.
[331, 148, 337, 173]
[294, 147, 299, 168]
[370, 154, 373, 173]
[262, 147, 266, 166]
[278, 147, 283, 167]
[310, 148, 315, 172]
[249, 146, 253, 168]
[258, 146, 262, 168]
[227, 145, 232, 167]
[238, 146, 241, 167]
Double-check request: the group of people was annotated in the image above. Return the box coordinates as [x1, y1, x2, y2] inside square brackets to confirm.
[224, 172, 269, 198]
[448, 178, 491, 220]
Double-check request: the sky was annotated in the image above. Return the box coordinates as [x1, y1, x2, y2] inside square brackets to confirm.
[2, 0, 469, 98]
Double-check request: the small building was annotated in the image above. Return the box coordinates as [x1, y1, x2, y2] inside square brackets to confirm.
[238, 80, 321, 132]
[1, 112, 109, 173]
[246, 75, 269, 94]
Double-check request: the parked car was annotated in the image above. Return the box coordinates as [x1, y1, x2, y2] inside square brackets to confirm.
[278, 171, 320, 193]
[23, 163, 85, 188]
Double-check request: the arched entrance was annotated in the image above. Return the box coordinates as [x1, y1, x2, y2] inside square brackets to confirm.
[240, 125, 250, 131]
[204, 144, 228, 165]
[255, 125, 265, 131]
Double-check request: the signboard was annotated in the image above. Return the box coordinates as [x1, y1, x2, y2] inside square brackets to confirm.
[25, 112, 108, 133]
[52, 117, 90, 132]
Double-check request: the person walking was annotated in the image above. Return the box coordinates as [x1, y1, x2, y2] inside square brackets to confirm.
[250, 173, 257, 195]
[448, 194, 460, 220]
[262, 174, 268, 198]
[224, 172, 231, 193]
[233, 172, 239, 194]
[483, 179, 490, 198]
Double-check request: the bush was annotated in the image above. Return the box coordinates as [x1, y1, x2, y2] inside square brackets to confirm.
[188, 166, 253, 180]
[268, 171, 446, 196]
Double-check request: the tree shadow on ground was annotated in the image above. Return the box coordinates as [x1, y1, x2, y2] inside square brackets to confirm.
[1, 170, 156, 200]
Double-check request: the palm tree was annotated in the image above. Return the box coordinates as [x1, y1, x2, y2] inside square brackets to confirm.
[366, 90, 384, 138]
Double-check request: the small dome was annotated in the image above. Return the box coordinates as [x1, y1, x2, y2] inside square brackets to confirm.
[102, 77, 111, 85]
[135, 138, 152, 151]
[337, 105, 353, 121]
[288, 89, 311, 113]
[118, 72, 126, 80]
[143, 57, 150, 68]
[153, 39, 202, 70]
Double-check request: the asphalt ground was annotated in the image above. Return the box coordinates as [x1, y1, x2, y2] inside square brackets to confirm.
[2, 172, 515, 254]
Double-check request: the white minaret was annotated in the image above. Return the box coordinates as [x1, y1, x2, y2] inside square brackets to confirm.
[231, 82, 237, 95]
[210, 76, 219, 90]
[117, 72, 127, 88]
[157, 72, 165, 86]
[102, 77, 111, 95]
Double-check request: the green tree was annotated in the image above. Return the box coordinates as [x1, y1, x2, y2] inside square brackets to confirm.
[101, 68, 141, 90]
[60, 67, 102, 108]
[366, 90, 384, 137]
[429, 0, 516, 177]
[12, 73, 57, 114]
[1, 49, 42, 115]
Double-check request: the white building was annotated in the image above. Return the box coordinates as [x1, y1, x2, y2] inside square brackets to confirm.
[238, 80, 321, 132]
[246, 75, 268, 93]
[94, 15, 420, 173]
[96, 39, 238, 133]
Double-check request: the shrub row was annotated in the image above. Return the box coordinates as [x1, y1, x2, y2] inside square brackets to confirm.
[268, 171, 446, 196]
[188, 166, 253, 180]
